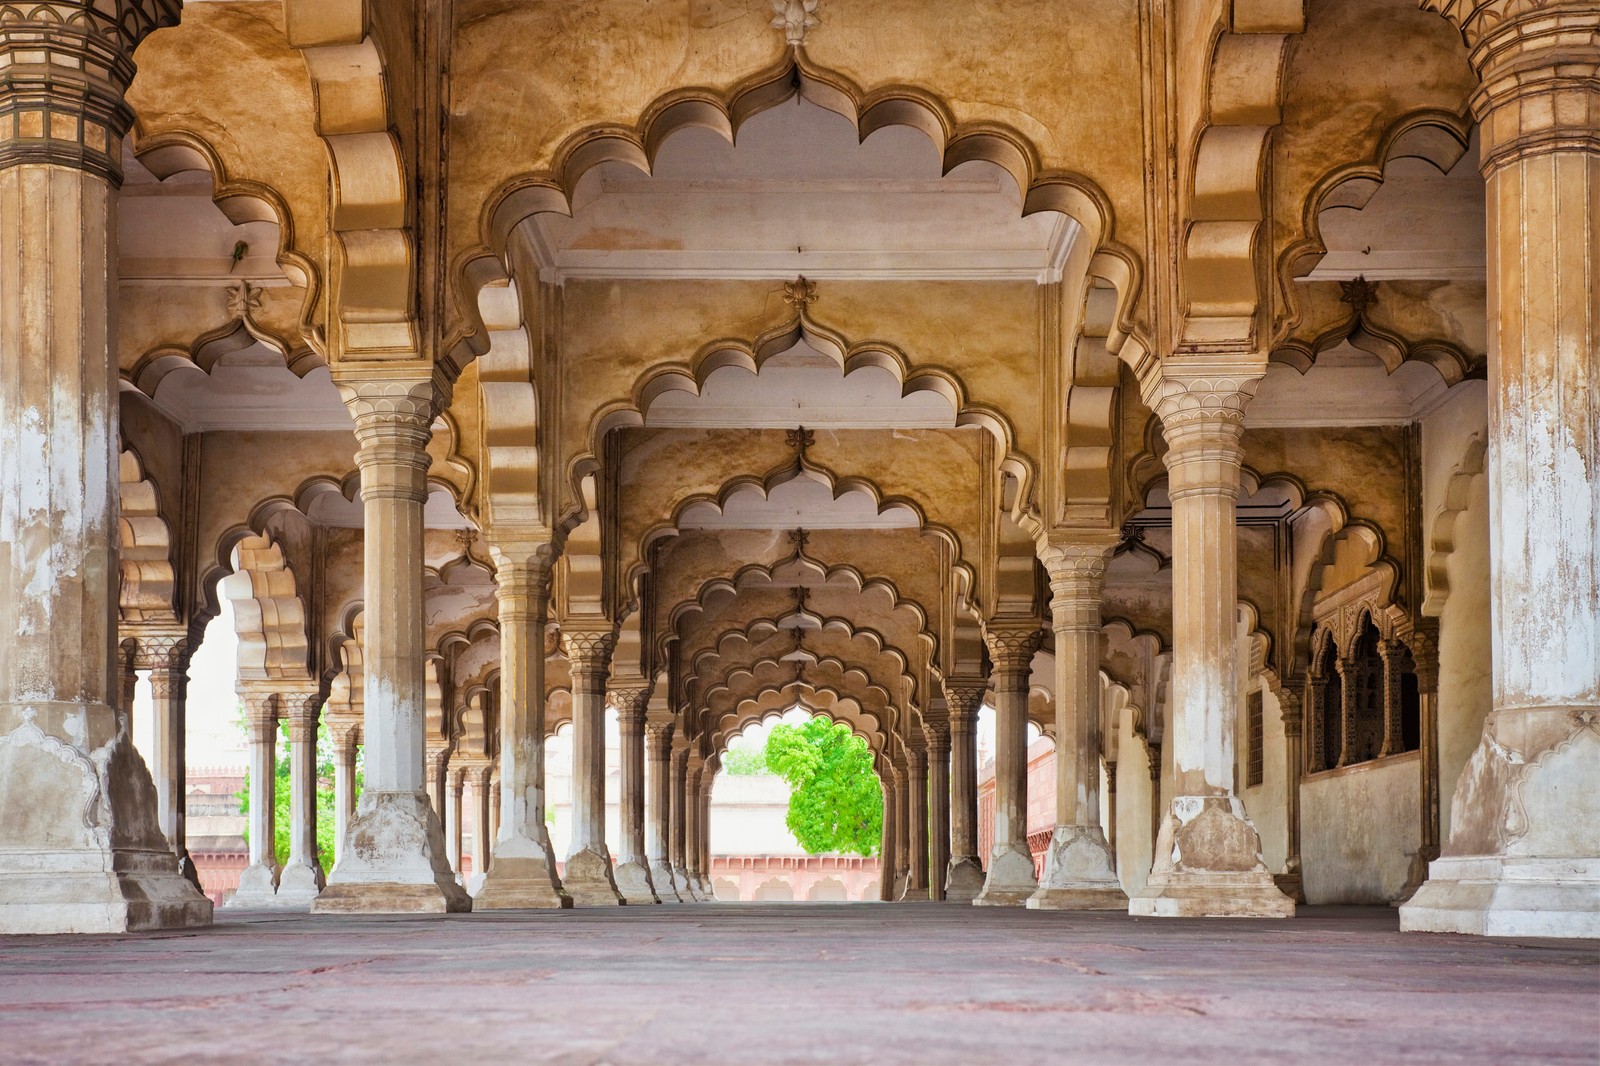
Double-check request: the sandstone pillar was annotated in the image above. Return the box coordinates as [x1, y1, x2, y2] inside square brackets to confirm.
[470, 765, 493, 889]
[476, 542, 568, 908]
[138, 633, 200, 889]
[0, 0, 211, 934]
[276, 689, 326, 906]
[445, 769, 463, 876]
[906, 745, 929, 898]
[611, 685, 658, 903]
[1276, 684, 1307, 903]
[1030, 533, 1126, 910]
[1131, 367, 1293, 918]
[697, 768, 715, 899]
[976, 624, 1045, 906]
[1104, 761, 1118, 851]
[560, 626, 624, 905]
[925, 717, 951, 901]
[669, 743, 692, 897]
[685, 755, 708, 900]
[330, 725, 358, 865]
[489, 772, 501, 843]
[877, 767, 894, 901]
[1402, 3, 1600, 937]
[1398, 625, 1439, 903]
[942, 682, 987, 901]
[230, 690, 280, 907]
[646, 722, 681, 901]
[314, 379, 467, 914]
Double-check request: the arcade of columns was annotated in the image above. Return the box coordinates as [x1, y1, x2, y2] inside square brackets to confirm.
[0, 0, 1594, 939]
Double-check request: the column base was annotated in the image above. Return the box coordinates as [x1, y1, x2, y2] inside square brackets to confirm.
[974, 844, 1039, 907]
[674, 867, 702, 900]
[224, 861, 281, 908]
[944, 856, 985, 902]
[474, 830, 571, 909]
[1026, 825, 1127, 910]
[1129, 796, 1294, 918]
[0, 708, 214, 933]
[311, 791, 470, 914]
[1398, 855, 1600, 938]
[1274, 868, 1307, 905]
[697, 875, 715, 899]
[613, 859, 659, 904]
[177, 850, 204, 895]
[273, 860, 326, 909]
[564, 847, 625, 906]
[650, 860, 683, 901]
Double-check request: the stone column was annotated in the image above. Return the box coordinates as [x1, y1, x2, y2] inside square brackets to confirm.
[1398, 624, 1440, 902]
[489, 770, 502, 846]
[942, 681, 987, 901]
[924, 717, 951, 901]
[646, 722, 681, 901]
[893, 760, 911, 898]
[330, 725, 359, 865]
[1030, 532, 1126, 910]
[1131, 367, 1293, 918]
[0, 0, 210, 934]
[476, 541, 568, 908]
[905, 744, 930, 898]
[276, 688, 327, 906]
[1402, 3, 1600, 938]
[470, 765, 493, 891]
[230, 689, 280, 907]
[445, 768, 464, 877]
[697, 767, 715, 899]
[877, 763, 896, 901]
[1104, 761, 1118, 852]
[1378, 640, 1408, 758]
[611, 684, 658, 903]
[560, 626, 624, 906]
[118, 641, 139, 730]
[670, 743, 692, 897]
[976, 624, 1045, 906]
[1276, 684, 1307, 903]
[140, 634, 200, 889]
[315, 378, 466, 914]
[683, 754, 705, 900]
[1335, 655, 1357, 768]
[1147, 741, 1163, 849]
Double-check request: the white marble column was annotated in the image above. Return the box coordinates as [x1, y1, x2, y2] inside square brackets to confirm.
[315, 378, 466, 914]
[611, 685, 658, 903]
[230, 689, 280, 907]
[276, 688, 327, 906]
[646, 722, 681, 901]
[561, 626, 625, 906]
[1131, 367, 1293, 918]
[1403, 2, 1600, 938]
[892, 759, 911, 899]
[924, 715, 951, 901]
[330, 725, 359, 866]
[139, 632, 201, 890]
[470, 765, 493, 892]
[976, 624, 1045, 906]
[877, 767, 894, 901]
[445, 768, 464, 878]
[1029, 532, 1127, 910]
[683, 754, 706, 901]
[670, 742, 692, 898]
[476, 541, 568, 908]
[906, 744, 930, 898]
[699, 763, 716, 899]
[0, 1, 210, 934]
[942, 682, 987, 901]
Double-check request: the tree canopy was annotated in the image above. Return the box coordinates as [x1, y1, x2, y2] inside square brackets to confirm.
[763, 717, 881, 857]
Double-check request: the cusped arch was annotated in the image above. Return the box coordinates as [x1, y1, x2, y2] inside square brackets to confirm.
[117, 446, 177, 625]
[1423, 432, 1487, 618]
[220, 532, 311, 682]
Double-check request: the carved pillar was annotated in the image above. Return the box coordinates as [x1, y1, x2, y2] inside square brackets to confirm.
[669, 742, 692, 898]
[892, 757, 911, 899]
[877, 771, 893, 901]
[560, 626, 624, 906]
[684, 754, 705, 901]
[330, 725, 359, 866]
[1104, 760, 1119, 853]
[445, 768, 464, 877]
[1378, 640, 1408, 758]
[697, 765, 715, 899]
[611, 685, 658, 903]
[137, 634, 199, 888]
[0, 1, 209, 934]
[1335, 655, 1358, 768]
[476, 541, 567, 908]
[489, 769, 501, 844]
[1306, 675, 1329, 772]
[905, 740, 930, 898]
[924, 716, 951, 901]
[975, 624, 1045, 906]
[942, 681, 987, 901]
[230, 688, 280, 907]
[1397, 623, 1440, 902]
[1403, 3, 1600, 938]
[1147, 741, 1163, 851]
[1131, 368, 1293, 918]
[315, 379, 465, 914]
[1029, 532, 1126, 910]
[646, 722, 681, 901]
[1276, 683, 1307, 903]
[118, 641, 139, 729]
[276, 688, 326, 906]
[470, 764, 494, 888]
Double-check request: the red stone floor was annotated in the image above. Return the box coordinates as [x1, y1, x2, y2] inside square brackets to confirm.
[0, 904, 1595, 1065]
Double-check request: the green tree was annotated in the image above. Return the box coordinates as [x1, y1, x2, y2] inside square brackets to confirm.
[240, 718, 362, 868]
[764, 717, 881, 856]
[721, 745, 769, 776]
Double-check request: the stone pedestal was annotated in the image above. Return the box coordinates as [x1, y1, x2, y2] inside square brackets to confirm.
[1130, 368, 1293, 919]
[562, 627, 625, 906]
[314, 380, 468, 915]
[943, 683, 987, 902]
[1402, 2, 1600, 938]
[0, 2, 210, 934]
[1030, 533, 1127, 911]
[976, 626, 1045, 906]
[475, 544, 569, 909]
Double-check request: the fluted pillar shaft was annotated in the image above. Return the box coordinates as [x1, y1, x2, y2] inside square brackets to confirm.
[976, 624, 1045, 906]
[560, 626, 624, 906]
[1276, 684, 1307, 903]
[471, 765, 493, 884]
[138, 635, 197, 887]
[476, 543, 567, 908]
[445, 770, 464, 876]
[1404, 4, 1600, 937]
[907, 746, 929, 897]
[646, 722, 681, 900]
[670, 744, 691, 897]
[943, 682, 986, 901]
[1131, 368, 1292, 918]
[331, 727, 358, 865]
[316, 379, 465, 914]
[1030, 533, 1126, 910]
[697, 770, 715, 898]
[277, 689, 326, 905]
[230, 690, 280, 907]
[684, 755, 705, 900]
[924, 718, 951, 901]
[611, 686, 658, 903]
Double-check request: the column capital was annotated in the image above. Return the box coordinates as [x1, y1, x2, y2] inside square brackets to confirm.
[1405, 618, 1442, 693]
[128, 629, 190, 673]
[1277, 680, 1305, 738]
[337, 375, 435, 502]
[561, 624, 618, 682]
[610, 682, 652, 728]
[1039, 530, 1119, 631]
[943, 679, 988, 728]
[236, 685, 278, 732]
[645, 720, 675, 755]
[922, 716, 951, 752]
[982, 622, 1046, 674]
[1140, 362, 1264, 487]
[905, 744, 927, 774]
[490, 538, 556, 617]
[0, 2, 180, 181]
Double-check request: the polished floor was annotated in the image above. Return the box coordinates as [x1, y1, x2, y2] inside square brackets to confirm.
[0, 903, 1595, 1065]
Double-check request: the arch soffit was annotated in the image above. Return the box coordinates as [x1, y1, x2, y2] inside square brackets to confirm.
[117, 444, 177, 626]
[221, 530, 312, 683]
[711, 701, 887, 763]
[1422, 431, 1487, 618]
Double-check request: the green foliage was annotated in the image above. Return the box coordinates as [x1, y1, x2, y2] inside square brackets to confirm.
[764, 717, 881, 857]
[239, 718, 362, 867]
[721, 745, 769, 776]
